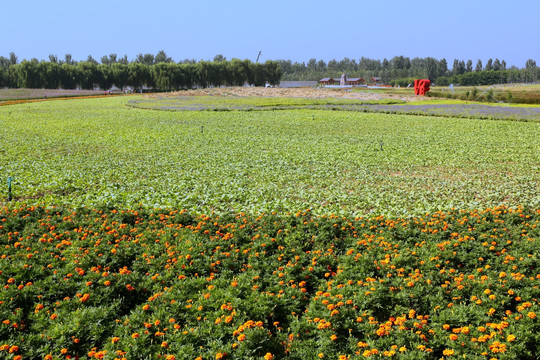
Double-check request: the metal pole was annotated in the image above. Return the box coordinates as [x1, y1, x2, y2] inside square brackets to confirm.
[7, 176, 12, 201]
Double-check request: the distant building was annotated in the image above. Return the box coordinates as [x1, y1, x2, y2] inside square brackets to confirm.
[319, 78, 336, 85]
[370, 77, 382, 84]
[319, 77, 366, 87]
[346, 78, 365, 86]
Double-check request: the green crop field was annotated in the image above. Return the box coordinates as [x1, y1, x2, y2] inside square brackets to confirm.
[1, 96, 538, 215]
[0, 95, 539, 360]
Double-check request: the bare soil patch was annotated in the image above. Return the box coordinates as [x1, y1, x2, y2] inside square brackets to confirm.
[149, 86, 422, 102]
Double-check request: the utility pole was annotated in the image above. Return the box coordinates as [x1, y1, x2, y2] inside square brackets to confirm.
[256, 51, 262, 63]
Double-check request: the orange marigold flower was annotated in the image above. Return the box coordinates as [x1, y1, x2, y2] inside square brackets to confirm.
[507, 334, 516, 342]
[131, 333, 140, 339]
[527, 312, 536, 319]
[60, 348, 68, 354]
[449, 334, 458, 341]
[330, 334, 338, 341]
[264, 353, 274, 360]
[8, 346, 18, 353]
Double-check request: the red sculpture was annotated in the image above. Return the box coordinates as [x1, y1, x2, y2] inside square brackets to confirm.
[414, 79, 431, 95]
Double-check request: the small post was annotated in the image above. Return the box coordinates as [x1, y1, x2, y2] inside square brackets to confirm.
[7, 176, 13, 201]
[379, 141, 384, 151]
[200, 126, 204, 134]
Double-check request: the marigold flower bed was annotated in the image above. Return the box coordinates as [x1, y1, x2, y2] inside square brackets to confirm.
[1, 205, 538, 359]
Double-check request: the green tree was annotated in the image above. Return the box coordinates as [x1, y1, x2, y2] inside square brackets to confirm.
[485, 58, 493, 71]
[466, 60, 473, 73]
[155, 50, 172, 63]
[60, 63, 77, 89]
[127, 62, 151, 90]
[97, 64, 113, 90]
[77, 61, 99, 90]
[425, 57, 438, 81]
[264, 60, 282, 86]
[111, 63, 129, 90]
[475, 59, 483, 72]
[9, 52, 18, 65]
[39, 61, 61, 88]
[213, 54, 226, 62]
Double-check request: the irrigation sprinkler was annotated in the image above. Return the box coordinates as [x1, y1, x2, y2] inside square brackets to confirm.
[201, 125, 204, 134]
[379, 141, 384, 152]
[7, 176, 13, 201]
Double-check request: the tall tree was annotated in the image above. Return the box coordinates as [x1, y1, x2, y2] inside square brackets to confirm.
[425, 57, 438, 81]
[493, 59, 502, 71]
[155, 50, 172, 63]
[64, 54, 75, 65]
[475, 59, 483, 72]
[213, 54, 226, 62]
[485, 59, 493, 71]
[86, 55, 99, 65]
[9, 52, 18, 65]
[466, 60, 473, 73]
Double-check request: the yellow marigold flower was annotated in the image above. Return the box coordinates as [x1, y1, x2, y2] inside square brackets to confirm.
[442, 349, 455, 356]
[449, 334, 458, 341]
[362, 349, 372, 357]
[527, 312, 536, 319]
[264, 353, 274, 360]
[507, 334, 516, 342]
[330, 334, 338, 341]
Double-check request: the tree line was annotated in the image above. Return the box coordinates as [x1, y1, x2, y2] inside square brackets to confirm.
[0, 52, 282, 91]
[277, 56, 539, 85]
[1, 51, 537, 90]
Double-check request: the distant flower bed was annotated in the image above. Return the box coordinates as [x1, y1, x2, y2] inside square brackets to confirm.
[356, 103, 540, 122]
[0, 88, 104, 101]
[129, 96, 540, 122]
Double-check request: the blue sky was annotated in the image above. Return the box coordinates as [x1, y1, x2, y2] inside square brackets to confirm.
[2, 0, 538, 68]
